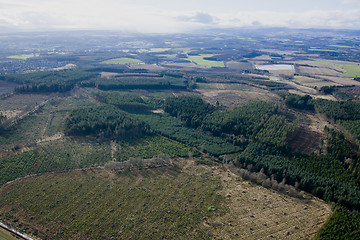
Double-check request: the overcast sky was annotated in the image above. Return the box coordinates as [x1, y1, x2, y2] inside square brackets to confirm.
[1, 0, 360, 33]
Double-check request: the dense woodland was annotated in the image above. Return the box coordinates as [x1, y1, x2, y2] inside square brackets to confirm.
[3, 70, 97, 93]
[82, 77, 188, 91]
[64, 105, 148, 138]
[96, 91, 152, 111]
[164, 95, 215, 128]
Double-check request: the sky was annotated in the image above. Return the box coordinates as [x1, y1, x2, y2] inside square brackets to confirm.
[1, 0, 360, 33]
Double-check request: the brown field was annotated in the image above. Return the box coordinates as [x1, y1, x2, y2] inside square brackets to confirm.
[288, 90, 337, 101]
[161, 62, 199, 69]
[251, 55, 273, 61]
[246, 74, 270, 80]
[226, 61, 254, 71]
[196, 88, 279, 107]
[269, 69, 295, 76]
[272, 78, 317, 95]
[196, 83, 252, 91]
[303, 62, 345, 72]
[0, 110, 22, 119]
[297, 66, 343, 76]
[0, 94, 55, 112]
[292, 76, 342, 88]
[288, 126, 323, 154]
[208, 165, 331, 240]
[128, 64, 166, 71]
[317, 75, 360, 86]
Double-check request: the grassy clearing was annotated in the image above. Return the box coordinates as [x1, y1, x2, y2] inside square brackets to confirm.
[187, 54, 225, 68]
[339, 64, 360, 78]
[0, 161, 224, 240]
[101, 58, 143, 65]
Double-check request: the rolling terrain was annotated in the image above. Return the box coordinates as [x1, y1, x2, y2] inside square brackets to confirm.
[1, 29, 360, 239]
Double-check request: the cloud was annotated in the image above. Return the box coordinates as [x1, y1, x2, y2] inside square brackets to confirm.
[176, 12, 218, 24]
[0, 0, 360, 33]
[342, 0, 360, 5]
[218, 10, 360, 29]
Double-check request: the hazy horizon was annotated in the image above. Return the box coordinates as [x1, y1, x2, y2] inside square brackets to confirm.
[1, 0, 360, 33]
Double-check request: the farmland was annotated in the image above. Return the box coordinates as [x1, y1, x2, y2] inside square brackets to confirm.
[101, 58, 144, 65]
[187, 54, 225, 68]
[339, 64, 360, 78]
[7, 54, 38, 60]
[1, 29, 360, 239]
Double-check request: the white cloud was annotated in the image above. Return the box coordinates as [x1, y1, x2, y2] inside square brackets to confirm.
[0, 0, 360, 32]
[176, 12, 218, 24]
[217, 10, 360, 29]
[342, 0, 360, 4]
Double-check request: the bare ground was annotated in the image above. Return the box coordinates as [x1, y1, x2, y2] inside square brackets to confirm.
[208, 166, 332, 240]
[196, 89, 279, 107]
[298, 66, 343, 76]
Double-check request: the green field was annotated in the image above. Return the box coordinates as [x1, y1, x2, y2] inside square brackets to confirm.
[7, 54, 38, 60]
[101, 58, 143, 65]
[327, 45, 353, 48]
[187, 54, 225, 68]
[0, 228, 21, 240]
[339, 64, 360, 78]
[308, 48, 339, 53]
